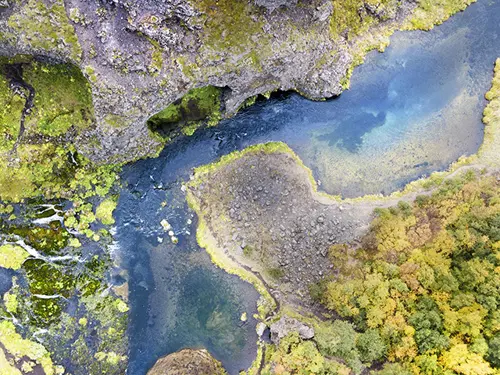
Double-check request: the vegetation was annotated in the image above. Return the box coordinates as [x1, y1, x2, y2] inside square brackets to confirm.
[0, 204, 128, 374]
[191, 0, 267, 55]
[23, 62, 94, 136]
[0, 57, 119, 202]
[95, 198, 118, 225]
[405, 0, 477, 30]
[147, 86, 223, 138]
[6, 0, 82, 61]
[0, 244, 28, 270]
[303, 173, 500, 374]
[0, 320, 60, 375]
[479, 58, 500, 166]
[330, 0, 401, 40]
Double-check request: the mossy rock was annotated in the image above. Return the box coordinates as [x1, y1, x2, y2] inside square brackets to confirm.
[147, 349, 227, 375]
[148, 86, 222, 138]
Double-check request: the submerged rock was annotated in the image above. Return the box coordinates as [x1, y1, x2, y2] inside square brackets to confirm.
[270, 315, 314, 345]
[147, 349, 227, 375]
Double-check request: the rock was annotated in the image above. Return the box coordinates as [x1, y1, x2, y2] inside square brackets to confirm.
[240, 312, 248, 322]
[147, 349, 227, 375]
[256, 322, 267, 337]
[254, 0, 297, 11]
[270, 316, 314, 345]
[160, 219, 171, 231]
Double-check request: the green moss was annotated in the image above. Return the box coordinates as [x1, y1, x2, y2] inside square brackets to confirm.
[23, 62, 94, 136]
[0, 58, 117, 203]
[0, 320, 58, 375]
[4, 291, 18, 314]
[267, 267, 285, 280]
[0, 73, 24, 152]
[146, 37, 164, 75]
[329, 0, 399, 40]
[0, 142, 119, 202]
[84, 65, 98, 83]
[7, 0, 82, 61]
[95, 198, 117, 225]
[0, 244, 29, 270]
[24, 259, 75, 322]
[11, 221, 69, 256]
[405, 0, 477, 31]
[192, 0, 266, 54]
[148, 86, 223, 138]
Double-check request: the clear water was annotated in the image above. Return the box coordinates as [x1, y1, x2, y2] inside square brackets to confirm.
[119, 1, 500, 373]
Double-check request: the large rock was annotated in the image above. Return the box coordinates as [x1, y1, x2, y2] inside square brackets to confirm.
[147, 349, 227, 375]
[270, 315, 314, 344]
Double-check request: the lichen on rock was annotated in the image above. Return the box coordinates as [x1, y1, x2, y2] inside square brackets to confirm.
[147, 348, 227, 375]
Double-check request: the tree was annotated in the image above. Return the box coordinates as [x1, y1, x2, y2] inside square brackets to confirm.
[356, 329, 387, 362]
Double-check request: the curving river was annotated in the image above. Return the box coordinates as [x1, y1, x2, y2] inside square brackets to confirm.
[118, 0, 500, 373]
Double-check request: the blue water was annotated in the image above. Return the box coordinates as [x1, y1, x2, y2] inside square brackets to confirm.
[119, 1, 500, 373]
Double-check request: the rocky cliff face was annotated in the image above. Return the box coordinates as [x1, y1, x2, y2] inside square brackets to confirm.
[0, 0, 423, 164]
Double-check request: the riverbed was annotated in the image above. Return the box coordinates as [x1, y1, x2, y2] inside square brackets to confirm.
[118, 0, 500, 373]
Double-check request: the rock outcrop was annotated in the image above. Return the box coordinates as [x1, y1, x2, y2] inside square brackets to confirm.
[0, 0, 418, 164]
[147, 349, 227, 375]
[270, 316, 315, 344]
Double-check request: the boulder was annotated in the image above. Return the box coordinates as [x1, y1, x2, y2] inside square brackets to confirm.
[147, 349, 227, 375]
[270, 315, 314, 344]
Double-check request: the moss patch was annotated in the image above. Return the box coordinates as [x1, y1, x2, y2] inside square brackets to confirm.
[330, 0, 400, 40]
[95, 198, 117, 225]
[190, 0, 266, 54]
[0, 73, 24, 152]
[0, 58, 116, 203]
[7, 0, 82, 61]
[0, 244, 28, 270]
[405, 0, 477, 30]
[0, 142, 119, 202]
[0, 320, 58, 375]
[148, 86, 222, 138]
[23, 62, 94, 137]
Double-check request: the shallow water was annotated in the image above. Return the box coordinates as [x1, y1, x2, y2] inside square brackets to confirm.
[119, 1, 500, 373]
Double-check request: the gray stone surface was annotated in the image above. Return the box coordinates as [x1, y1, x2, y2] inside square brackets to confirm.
[270, 315, 314, 344]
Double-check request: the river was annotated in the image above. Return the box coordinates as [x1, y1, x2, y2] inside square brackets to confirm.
[119, 0, 500, 373]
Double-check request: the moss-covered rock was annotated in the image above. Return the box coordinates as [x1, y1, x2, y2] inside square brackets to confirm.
[95, 198, 117, 226]
[0, 320, 59, 375]
[0, 244, 28, 270]
[6, 0, 82, 61]
[23, 61, 94, 137]
[0, 57, 118, 203]
[147, 349, 227, 375]
[148, 86, 222, 138]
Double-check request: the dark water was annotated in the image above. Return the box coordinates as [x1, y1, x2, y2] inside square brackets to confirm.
[119, 1, 500, 373]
